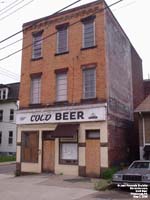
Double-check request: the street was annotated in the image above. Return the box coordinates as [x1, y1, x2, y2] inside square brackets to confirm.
[0, 164, 147, 200]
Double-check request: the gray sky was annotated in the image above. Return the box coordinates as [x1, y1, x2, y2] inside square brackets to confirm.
[0, 0, 149, 84]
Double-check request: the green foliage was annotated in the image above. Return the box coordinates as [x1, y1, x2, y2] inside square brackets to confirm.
[0, 155, 16, 162]
[101, 167, 118, 180]
[94, 179, 111, 190]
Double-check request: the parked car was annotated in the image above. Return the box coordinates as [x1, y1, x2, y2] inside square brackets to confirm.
[112, 160, 150, 185]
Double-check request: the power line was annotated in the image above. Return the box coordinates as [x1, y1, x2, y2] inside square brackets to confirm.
[0, 0, 82, 44]
[0, 0, 25, 15]
[0, 0, 20, 13]
[0, 38, 22, 51]
[0, 0, 124, 62]
[0, 0, 35, 21]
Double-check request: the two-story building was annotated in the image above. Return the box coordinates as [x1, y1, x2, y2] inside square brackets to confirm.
[16, 0, 143, 177]
[0, 82, 19, 155]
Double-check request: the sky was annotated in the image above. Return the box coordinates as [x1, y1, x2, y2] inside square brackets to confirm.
[0, 0, 149, 84]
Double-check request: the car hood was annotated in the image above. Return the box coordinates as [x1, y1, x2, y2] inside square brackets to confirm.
[116, 168, 150, 176]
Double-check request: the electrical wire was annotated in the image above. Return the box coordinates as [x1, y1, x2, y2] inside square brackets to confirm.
[0, 0, 35, 21]
[0, 0, 26, 16]
[0, 0, 81, 44]
[0, 0, 20, 13]
[0, 0, 124, 62]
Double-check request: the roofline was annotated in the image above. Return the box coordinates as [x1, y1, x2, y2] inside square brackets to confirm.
[23, 0, 103, 27]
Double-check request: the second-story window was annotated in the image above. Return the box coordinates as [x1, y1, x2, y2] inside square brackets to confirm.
[56, 23, 68, 54]
[0, 110, 3, 121]
[83, 67, 96, 99]
[82, 16, 95, 48]
[30, 76, 41, 104]
[9, 109, 14, 121]
[0, 88, 8, 100]
[56, 72, 67, 102]
[32, 31, 43, 59]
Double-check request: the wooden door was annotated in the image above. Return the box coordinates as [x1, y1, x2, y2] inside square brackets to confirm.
[86, 131, 100, 177]
[42, 140, 55, 172]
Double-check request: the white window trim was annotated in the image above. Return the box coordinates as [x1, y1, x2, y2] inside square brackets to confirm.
[83, 68, 96, 99]
[56, 28, 68, 54]
[82, 21, 96, 48]
[56, 73, 68, 102]
[30, 77, 41, 104]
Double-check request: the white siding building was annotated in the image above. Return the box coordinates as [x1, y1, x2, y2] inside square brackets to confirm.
[0, 83, 19, 155]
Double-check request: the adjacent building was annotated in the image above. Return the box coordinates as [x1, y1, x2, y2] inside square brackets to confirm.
[0, 82, 19, 155]
[16, 0, 143, 177]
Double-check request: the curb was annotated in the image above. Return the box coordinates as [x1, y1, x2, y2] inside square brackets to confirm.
[0, 162, 16, 166]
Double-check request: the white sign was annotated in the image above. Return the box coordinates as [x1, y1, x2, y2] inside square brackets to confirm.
[16, 105, 106, 124]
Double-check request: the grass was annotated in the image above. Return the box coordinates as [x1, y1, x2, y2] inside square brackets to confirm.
[0, 155, 16, 162]
[94, 179, 112, 191]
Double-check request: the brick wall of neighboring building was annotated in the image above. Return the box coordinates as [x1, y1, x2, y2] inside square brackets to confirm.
[144, 80, 150, 98]
[19, 1, 107, 109]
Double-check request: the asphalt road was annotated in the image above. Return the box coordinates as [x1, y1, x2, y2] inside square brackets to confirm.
[0, 163, 16, 174]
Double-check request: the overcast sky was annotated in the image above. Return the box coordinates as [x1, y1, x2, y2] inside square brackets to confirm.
[0, 0, 149, 84]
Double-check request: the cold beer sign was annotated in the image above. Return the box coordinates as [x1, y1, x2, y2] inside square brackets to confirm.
[16, 105, 106, 124]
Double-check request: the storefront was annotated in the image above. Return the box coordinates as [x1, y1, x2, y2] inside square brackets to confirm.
[16, 103, 108, 177]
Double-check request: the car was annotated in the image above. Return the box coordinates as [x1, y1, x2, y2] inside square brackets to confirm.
[112, 160, 150, 185]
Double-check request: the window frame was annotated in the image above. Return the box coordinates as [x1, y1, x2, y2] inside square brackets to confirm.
[9, 109, 14, 121]
[82, 19, 96, 49]
[30, 75, 41, 104]
[0, 110, 3, 121]
[0, 132, 2, 145]
[59, 136, 78, 165]
[56, 71, 68, 102]
[8, 131, 13, 145]
[82, 66, 96, 99]
[32, 31, 43, 60]
[56, 23, 69, 54]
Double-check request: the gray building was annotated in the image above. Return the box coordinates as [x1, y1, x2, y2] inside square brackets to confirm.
[0, 82, 19, 155]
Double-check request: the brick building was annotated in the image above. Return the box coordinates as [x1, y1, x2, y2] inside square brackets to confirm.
[16, 0, 143, 177]
[144, 79, 150, 98]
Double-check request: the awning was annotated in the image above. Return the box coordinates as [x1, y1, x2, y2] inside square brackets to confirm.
[144, 145, 150, 152]
[53, 123, 79, 138]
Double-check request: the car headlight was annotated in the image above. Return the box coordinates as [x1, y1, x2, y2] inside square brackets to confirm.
[143, 174, 150, 181]
[113, 174, 122, 179]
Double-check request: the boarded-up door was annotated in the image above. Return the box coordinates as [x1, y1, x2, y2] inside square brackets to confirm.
[42, 132, 55, 172]
[85, 130, 100, 177]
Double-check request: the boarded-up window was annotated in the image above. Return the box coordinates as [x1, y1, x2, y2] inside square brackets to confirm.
[32, 32, 42, 59]
[30, 77, 41, 104]
[56, 73, 67, 101]
[57, 27, 68, 54]
[145, 116, 150, 144]
[83, 19, 95, 48]
[83, 67, 96, 99]
[21, 131, 39, 163]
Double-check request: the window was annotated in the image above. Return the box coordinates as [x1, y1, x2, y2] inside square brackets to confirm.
[0, 110, 3, 121]
[32, 31, 42, 59]
[83, 67, 96, 99]
[56, 73, 67, 102]
[56, 24, 68, 54]
[9, 109, 14, 121]
[82, 17, 95, 48]
[86, 130, 100, 139]
[30, 77, 41, 104]
[8, 131, 13, 145]
[59, 136, 78, 165]
[21, 131, 39, 163]
[0, 88, 8, 100]
[0, 132, 2, 144]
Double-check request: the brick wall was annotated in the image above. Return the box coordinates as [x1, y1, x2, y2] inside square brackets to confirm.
[19, 1, 107, 109]
[144, 80, 150, 98]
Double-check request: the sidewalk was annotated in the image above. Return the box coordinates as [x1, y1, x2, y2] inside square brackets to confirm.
[0, 161, 16, 166]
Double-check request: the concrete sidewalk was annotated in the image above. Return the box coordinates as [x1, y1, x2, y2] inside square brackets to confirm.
[0, 173, 135, 200]
[0, 161, 16, 166]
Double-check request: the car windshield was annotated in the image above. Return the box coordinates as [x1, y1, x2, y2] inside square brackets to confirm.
[130, 162, 150, 169]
